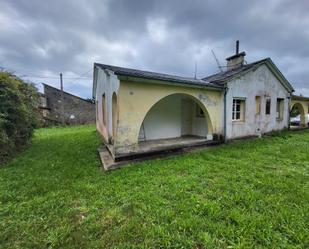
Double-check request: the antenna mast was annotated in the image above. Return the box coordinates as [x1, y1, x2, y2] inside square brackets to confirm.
[211, 49, 223, 72]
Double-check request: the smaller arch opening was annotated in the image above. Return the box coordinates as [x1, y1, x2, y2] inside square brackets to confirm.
[112, 92, 118, 140]
[290, 103, 307, 128]
[102, 93, 106, 126]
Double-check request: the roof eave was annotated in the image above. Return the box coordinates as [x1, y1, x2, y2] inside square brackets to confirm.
[264, 58, 294, 93]
[116, 74, 223, 91]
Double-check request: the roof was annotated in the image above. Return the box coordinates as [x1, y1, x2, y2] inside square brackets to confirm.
[291, 94, 309, 101]
[94, 63, 222, 89]
[202, 58, 294, 93]
[203, 58, 268, 83]
[42, 83, 94, 104]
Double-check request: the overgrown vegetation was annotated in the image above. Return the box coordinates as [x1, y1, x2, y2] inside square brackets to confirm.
[0, 125, 308, 248]
[0, 71, 39, 163]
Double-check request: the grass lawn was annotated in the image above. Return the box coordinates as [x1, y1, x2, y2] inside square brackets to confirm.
[0, 125, 309, 249]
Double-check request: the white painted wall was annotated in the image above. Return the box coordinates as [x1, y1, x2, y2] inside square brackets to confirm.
[192, 116, 208, 137]
[94, 67, 120, 141]
[139, 95, 208, 141]
[226, 64, 290, 139]
[139, 95, 182, 140]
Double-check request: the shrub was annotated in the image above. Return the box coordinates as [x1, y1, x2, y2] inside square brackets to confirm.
[0, 71, 39, 164]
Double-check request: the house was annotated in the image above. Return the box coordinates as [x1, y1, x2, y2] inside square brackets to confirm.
[92, 44, 308, 170]
[39, 83, 95, 126]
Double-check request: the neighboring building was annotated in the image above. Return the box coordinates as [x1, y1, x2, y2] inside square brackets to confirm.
[39, 83, 95, 126]
[92, 44, 308, 169]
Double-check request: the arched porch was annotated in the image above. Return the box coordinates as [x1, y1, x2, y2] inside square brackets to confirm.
[290, 101, 308, 128]
[135, 93, 214, 154]
[114, 81, 223, 157]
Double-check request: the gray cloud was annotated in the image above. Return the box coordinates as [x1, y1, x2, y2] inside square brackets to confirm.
[0, 0, 308, 97]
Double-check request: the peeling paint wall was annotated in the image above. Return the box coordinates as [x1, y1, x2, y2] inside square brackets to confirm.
[226, 64, 290, 139]
[114, 81, 223, 155]
[94, 67, 120, 142]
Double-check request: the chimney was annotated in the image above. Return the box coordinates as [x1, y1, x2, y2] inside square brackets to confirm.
[226, 40, 246, 70]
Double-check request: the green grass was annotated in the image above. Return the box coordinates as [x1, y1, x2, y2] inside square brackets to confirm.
[0, 125, 309, 249]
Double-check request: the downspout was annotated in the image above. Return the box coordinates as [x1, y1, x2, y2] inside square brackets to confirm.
[224, 85, 228, 142]
[287, 92, 292, 130]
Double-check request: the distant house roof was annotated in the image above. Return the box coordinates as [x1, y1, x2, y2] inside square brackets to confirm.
[42, 83, 94, 103]
[291, 94, 309, 101]
[202, 58, 294, 93]
[94, 63, 223, 89]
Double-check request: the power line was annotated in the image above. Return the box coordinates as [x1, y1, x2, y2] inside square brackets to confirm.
[78, 68, 93, 77]
[19, 75, 91, 79]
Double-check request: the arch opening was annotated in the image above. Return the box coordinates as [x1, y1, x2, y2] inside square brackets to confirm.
[138, 93, 213, 145]
[112, 92, 118, 141]
[290, 103, 307, 128]
[102, 93, 106, 126]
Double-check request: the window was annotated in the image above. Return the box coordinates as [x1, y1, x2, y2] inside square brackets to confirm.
[255, 96, 261, 114]
[196, 104, 204, 118]
[265, 98, 271, 115]
[276, 98, 284, 120]
[102, 93, 106, 125]
[232, 98, 245, 121]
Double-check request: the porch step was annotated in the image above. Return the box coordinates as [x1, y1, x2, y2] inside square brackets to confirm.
[98, 140, 221, 171]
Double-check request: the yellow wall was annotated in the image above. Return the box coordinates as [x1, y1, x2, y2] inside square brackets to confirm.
[114, 80, 223, 156]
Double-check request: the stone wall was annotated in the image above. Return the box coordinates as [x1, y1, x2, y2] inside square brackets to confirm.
[43, 84, 95, 125]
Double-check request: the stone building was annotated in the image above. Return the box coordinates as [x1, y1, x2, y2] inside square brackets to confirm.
[39, 83, 95, 126]
[92, 44, 308, 169]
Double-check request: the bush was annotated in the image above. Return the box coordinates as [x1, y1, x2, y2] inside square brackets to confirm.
[0, 71, 39, 164]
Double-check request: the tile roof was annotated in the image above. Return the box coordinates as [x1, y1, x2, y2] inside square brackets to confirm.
[94, 63, 223, 89]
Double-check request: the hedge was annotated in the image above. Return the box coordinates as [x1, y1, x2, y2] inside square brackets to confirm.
[0, 71, 39, 164]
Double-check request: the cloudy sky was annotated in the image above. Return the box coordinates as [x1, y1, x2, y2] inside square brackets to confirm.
[0, 0, 308, 98]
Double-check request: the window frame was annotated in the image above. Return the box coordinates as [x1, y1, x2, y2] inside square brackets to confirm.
[255, 96, 261, 115]
[232, 98, 246, 122]
[265, 98, 271, 115]
[276, 98, 284, 120]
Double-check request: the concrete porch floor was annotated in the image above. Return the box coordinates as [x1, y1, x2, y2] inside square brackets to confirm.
[99, 135, 219, 170]
[137, 135, 209, 153]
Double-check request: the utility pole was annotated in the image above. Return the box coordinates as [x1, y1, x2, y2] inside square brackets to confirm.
[60, 73, 65, 125]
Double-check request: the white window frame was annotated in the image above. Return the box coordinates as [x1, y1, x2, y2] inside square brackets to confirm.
[276, 98, 284, 120]
[232, 98, 245, 121]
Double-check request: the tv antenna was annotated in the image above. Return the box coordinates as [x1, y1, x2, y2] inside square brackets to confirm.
[211, 49, 223, 72]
